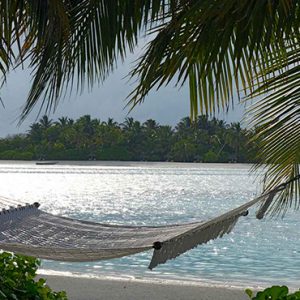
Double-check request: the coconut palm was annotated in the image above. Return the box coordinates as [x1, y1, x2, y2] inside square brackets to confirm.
[1, 0, 300, 214]
[143, 119, 159, 131]
[28, 123, 43, 143]
[55, 117, 69, 128]
[38, 115, 53, 130]
[102, 118, 118, 128]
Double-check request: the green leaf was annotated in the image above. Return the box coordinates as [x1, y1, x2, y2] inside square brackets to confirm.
[245, 288, 253, 298]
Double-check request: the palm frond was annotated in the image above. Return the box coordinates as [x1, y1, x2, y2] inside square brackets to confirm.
[1, 0, 300, 215]
[126, 0, 300, 215]
[0, 0, 179, 118]
[247, 44, 300, 216]
[129, 0, 300, 116]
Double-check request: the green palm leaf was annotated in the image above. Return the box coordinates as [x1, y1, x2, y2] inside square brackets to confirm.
[247, 44, 300, 216]
[1, 0, 176, 118]
[128, 0, 300, 115]
[1, 0, 300, 215]
[127, 0, 300, 215]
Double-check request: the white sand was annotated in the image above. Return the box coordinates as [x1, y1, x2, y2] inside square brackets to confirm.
[42, 274, 250, 300]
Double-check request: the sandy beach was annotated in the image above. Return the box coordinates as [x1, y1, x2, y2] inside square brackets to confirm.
[42, 274, 250, 300]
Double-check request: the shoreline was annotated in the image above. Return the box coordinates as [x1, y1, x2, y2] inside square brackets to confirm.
[0, 159, 254, 168]
[40, 273, 251, 300]
[38, 269, 264, 290]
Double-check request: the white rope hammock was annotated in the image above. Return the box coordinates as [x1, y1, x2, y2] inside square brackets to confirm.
[0, 182, 287, 269]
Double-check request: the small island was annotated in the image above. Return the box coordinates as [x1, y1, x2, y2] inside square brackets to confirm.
[0, 115, 258, 163]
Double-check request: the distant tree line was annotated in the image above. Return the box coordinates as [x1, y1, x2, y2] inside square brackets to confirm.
[0, 115, 259, 162]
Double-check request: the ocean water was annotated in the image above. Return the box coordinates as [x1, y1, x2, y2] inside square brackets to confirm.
[0, 161, 299, 288]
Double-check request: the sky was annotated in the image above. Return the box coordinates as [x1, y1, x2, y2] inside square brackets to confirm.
[0, 46, 246, 138]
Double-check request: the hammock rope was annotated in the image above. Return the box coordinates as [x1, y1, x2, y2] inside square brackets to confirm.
[0, 177, 296, 269]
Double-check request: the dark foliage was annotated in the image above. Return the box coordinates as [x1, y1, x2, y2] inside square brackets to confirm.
[0, 115, 258, 162]
[246, 286, 300, 300]
[0, 252, 67, 300]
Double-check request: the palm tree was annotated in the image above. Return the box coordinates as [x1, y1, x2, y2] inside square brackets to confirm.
[121, 118, 135, 131]
[102, 118, 118, 128]
[121, 117, 144, 159]
[28, 123, 43, 143]
[38, 115, 53, 130]
[175, 117, 192, 136]
[228, 123, 242, 162]
[75, 115, 96, 137]
[197, 115, 209, 131]
[56, 117, 69, 128]
[67, 118, 74, 126]
[1, 1, 299, 214]
[143, 119, 158, 131]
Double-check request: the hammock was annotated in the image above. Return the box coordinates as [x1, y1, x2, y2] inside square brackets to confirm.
[0, 186, 282, 270]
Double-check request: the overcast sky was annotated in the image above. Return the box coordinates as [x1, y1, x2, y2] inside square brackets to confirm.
[0, 47, 246, 138]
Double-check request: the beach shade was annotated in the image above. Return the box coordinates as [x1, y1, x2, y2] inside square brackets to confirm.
[0, 190, 278, 269]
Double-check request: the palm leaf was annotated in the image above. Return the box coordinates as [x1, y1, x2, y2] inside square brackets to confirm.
[1, 0, 300, 215]
[247, 44, 300, 216]
[128, 0, 300, 116]
[0, 0, 178, 118]
[127, 0, 300, 215]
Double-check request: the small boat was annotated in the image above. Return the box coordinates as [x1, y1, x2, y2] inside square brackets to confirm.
[35, 161, 58, 165]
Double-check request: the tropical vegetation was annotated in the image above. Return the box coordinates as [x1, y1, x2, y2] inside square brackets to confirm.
[0, 1, 299, 214]
[246, 286, 300, 300]
[0, 115, 257, 163]
[0, 251, 67, 299]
